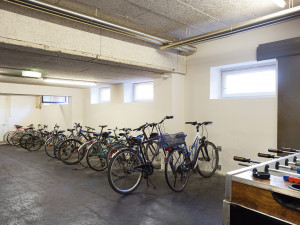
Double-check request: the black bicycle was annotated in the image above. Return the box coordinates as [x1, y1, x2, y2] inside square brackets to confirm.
[107, 116, 173, 194]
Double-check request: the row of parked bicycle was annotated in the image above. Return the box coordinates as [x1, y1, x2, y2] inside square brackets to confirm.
[3, 116, 219, 194]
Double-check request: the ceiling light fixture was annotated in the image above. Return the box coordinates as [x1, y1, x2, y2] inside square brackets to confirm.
[44, 78, 97, 86]
[22, 71, 42, 78]
[272, 0, 286, 8]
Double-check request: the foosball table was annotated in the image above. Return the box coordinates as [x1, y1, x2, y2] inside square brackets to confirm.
[223, 148, 300, 225]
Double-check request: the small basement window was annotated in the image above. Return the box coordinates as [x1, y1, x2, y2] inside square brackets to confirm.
[42, 95, 69, 104]
[99, 87, 110, 103]
[222, 64, 276, 98]
[133, 82, 153, 101]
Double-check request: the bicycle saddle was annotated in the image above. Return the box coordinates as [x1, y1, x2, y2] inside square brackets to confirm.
[67, 129, 75, 132]
[120, 128, 132, 132]
[15, 125, 23, 129]
[119, 133, 126, 137]
[85, 126, 95, 130]
[130, 135, 143, 144]
[99, 125, 108, 128]
[101, 131, 111, 137]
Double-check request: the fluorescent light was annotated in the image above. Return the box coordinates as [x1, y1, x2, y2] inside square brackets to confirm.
[44, 78, 97, 86]
[22, 71, 42, 78]
[272, 0, 286, 8]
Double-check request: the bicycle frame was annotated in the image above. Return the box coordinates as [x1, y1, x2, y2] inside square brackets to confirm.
[134, 118, 170, 165]
[178, 123, 212, 170]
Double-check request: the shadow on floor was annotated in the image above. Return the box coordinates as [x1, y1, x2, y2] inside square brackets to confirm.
[0, 145, 225, 225]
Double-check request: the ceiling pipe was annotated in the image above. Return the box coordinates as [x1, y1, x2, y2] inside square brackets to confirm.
[4, 0, 196, 54]
[160, 6, 300, 50]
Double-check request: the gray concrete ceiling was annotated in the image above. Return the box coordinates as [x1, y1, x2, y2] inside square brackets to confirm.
[39, 0, 300, 40]
[0, 46, 161, 88]
[1, 0, 300, 88]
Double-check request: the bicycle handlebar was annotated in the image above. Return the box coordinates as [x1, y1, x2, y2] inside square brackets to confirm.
[185, 121, 213, 126]
[185, 121, 197, 125]
[133, 123, 149, 131]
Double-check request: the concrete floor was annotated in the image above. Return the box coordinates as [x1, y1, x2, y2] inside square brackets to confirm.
[0, 144, 225, 225]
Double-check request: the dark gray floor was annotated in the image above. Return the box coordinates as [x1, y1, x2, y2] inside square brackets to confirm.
[0, 144, 225, 225]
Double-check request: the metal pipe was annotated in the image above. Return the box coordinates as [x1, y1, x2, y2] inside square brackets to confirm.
[4, 0, 196, 53]
[160, 6, 300, 50]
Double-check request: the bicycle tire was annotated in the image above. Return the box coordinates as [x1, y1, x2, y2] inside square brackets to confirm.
[12, 131, 25, 147]
[6, 131, 15, 145]
[3, 131, 11, 144]
[58, 139, 82, 165]
[20, 133, 31, 149]
[165, 149, 189, 192]
[45, 137, 55, 158]
[106, 142, 127, 166]
[107, 148, 143, 194]
[197, 141, 219, 178]
[77, 142, 91, 168]
[26, 135, 42, 151]
[54, 134, 67, 160]
[86, 141, 108, 171]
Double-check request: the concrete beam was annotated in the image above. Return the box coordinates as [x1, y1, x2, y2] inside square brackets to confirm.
[0, 3, 186, 74]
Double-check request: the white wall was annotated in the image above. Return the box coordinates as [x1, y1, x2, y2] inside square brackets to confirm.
[0, 95, 41, 139]
[185, 18, 300, 173]
[83, 74, 185, 134]
[0, 82, 84, 137]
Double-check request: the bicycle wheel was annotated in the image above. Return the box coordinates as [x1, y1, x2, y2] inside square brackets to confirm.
[20, 134, 31, 149]
[77, 142, 91, 168]
[45, 137, 56, 158]
[86, 142, 108, 171]
[12, 131, 24, 147]
[58, 139, 82, 165]
[106, 142, 126, 166]
[54, 134, 67, 160]
[26, 135, 42, 151]
[165, 149, 189, 192]
[108, 148, 143, 194]
[6, 131, 15, 145]
[3, 131, 11, 144]
[197, 142, 219, 178]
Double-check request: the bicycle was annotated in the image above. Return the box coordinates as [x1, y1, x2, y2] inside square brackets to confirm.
[105, 127, 132, 165]
[107, 116, 173, 194]
[4, 125, 26, 145]
[58, 124, 96, 165]
[164, 121, 219, 192]
[44, 124, 67, 158]
[86, 125, 113, 171]
[11, 124, 34, 147]
[26, 125, 49, 151]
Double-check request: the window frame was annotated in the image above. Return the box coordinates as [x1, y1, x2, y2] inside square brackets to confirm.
[133, 81, 154, 102]
[42, 95, 69, 104]
[99, 86, 111, 103]
[221, 64, 277, 98]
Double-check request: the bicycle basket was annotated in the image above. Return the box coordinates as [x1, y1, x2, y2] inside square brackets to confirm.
[159, 132, 186, 148]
